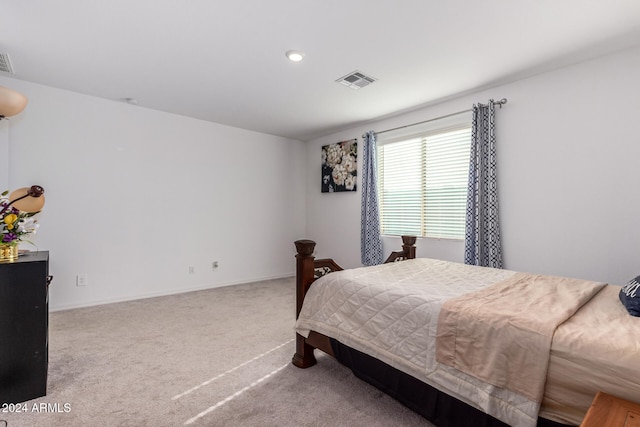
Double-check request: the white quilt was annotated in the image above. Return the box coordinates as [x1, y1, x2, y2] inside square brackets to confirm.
[294, 258, 602, 427]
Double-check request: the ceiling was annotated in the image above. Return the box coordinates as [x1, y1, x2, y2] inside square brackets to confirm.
[2, 1, 640, 141]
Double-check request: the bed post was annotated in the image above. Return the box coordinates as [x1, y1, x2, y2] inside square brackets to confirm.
[292, 239, 318, 368]
[384, 235, 418, 263]
[402, 235, 417, 259]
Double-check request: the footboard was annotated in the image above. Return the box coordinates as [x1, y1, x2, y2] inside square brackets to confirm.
[292, 236, 417, 368]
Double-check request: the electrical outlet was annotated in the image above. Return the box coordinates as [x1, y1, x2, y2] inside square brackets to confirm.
[189, 266, 195, 274]
[212, 261, 219, 270]
[76, 274, 88, 286]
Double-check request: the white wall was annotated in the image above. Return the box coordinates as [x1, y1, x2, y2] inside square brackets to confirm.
[0, 122, 8, 191]
[305, 46, 640, 286]
[4, 44, 638, 311]
[0, 76, 307, 311]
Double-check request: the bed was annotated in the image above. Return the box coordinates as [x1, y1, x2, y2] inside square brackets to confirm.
[291, 236, 640, 427]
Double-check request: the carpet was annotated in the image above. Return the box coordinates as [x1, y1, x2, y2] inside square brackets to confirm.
[1, 277, 432, 426]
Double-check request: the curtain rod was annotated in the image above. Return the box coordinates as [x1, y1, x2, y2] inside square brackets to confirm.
[371, 98, 507, 137]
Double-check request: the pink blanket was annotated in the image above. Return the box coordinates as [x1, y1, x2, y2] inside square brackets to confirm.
[436, 272, 605, 402]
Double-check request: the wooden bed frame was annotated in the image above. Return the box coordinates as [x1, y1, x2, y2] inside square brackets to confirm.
[292, 235, 416, 368]
[291, 236, 570, 427]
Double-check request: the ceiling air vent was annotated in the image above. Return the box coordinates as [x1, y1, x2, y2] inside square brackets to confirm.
[0, 53, 15, 74]
[336, 70, 377, 90]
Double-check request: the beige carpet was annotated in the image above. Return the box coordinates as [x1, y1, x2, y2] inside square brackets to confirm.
[2, 277, 433, 427]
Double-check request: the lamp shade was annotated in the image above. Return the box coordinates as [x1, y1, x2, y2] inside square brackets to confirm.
[0, 86, 28, 118]
[9, 186, 45, 213]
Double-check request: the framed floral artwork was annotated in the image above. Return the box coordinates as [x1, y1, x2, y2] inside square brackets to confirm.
[321, 139, 357, 192]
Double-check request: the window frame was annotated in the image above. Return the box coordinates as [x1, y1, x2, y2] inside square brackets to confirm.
[376, 112, 472, 240]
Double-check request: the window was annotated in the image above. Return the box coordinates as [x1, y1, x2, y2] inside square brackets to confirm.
[377, 123, 471, 239]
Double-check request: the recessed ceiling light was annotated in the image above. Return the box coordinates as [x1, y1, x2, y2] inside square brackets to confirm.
[286, 50, 305, 62]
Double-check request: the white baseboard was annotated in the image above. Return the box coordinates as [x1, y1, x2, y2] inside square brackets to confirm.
[50, 272, 295, 312]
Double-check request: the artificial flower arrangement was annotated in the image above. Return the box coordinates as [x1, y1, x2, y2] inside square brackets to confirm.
[1, 189, 40, 248]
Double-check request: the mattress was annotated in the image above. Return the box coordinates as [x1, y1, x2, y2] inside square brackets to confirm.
[541, 284, 640, 425]
[295, 258, 637, 427]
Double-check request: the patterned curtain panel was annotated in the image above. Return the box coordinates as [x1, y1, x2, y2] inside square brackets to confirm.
[361, 131, 383, 265]
[464, 100, 503, 268]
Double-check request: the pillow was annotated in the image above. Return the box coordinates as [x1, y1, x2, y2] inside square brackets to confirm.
[619, 276, 640, 316]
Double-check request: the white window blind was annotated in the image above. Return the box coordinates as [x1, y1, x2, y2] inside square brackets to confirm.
[377, 125, 471, 239]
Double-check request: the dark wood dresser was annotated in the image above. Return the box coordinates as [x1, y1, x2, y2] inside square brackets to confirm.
[0, 251, 50, 404]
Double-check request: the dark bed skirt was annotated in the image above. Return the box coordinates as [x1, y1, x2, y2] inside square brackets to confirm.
[330, 339, 573, 427]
